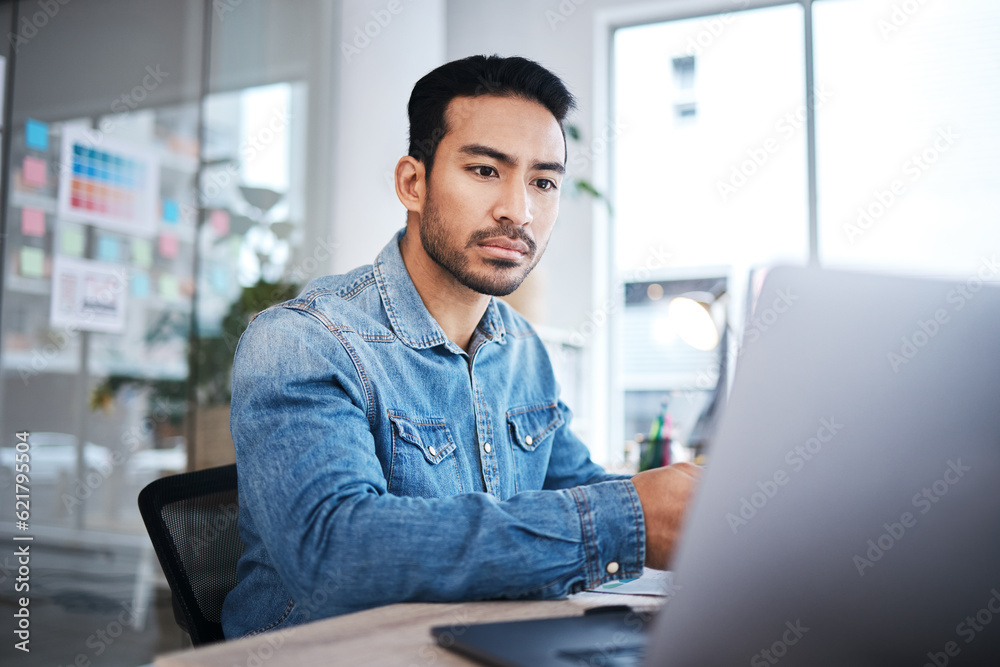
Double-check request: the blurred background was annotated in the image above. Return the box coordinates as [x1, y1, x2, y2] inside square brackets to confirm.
[0, 0, 997, 663]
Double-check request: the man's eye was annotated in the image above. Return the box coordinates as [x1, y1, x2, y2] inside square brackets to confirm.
[535, 178, 557, 191]
[472, 166, 498, 178]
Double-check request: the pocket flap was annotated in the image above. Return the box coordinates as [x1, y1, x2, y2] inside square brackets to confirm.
[387, 412, 457, 464]
[507, 402, 564, 452]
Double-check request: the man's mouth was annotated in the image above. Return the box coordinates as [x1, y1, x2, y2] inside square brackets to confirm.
[477, 237, 530, 260]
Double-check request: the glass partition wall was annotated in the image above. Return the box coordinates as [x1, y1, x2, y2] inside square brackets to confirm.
[0, 1, 337, 663]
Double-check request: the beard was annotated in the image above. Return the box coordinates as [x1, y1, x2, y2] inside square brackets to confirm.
[418, 193, 542, 297]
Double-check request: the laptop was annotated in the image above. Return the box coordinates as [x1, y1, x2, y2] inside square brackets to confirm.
[432, 265, 1000, 666]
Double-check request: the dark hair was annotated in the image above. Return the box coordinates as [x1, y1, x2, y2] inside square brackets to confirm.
[407, 54, 577, 175]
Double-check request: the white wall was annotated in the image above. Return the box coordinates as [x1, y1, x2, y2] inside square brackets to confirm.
[330, 0, 447, 273]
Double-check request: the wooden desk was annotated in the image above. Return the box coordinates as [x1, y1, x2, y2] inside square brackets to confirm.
[154, 593, 664, 666]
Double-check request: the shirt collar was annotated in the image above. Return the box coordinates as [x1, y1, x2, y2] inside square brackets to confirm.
[373, 227, 507, 353]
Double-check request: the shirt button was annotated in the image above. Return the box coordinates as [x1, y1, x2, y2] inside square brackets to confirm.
[524, 435, 533, 446]
[428, 446, 437, 457]
[606, 562, 620, 575]
[483, 442, 492, 453]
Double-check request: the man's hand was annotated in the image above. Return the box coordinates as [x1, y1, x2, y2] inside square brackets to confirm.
[631, 462, 701, 569]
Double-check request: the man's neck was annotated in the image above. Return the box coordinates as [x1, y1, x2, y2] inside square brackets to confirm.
[398, 232, 491, 354]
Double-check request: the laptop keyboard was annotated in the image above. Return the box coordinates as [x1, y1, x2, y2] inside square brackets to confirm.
[557, 643, 645, 666]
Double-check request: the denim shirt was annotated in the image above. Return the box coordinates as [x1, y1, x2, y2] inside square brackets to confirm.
[221, 228, 646, 638]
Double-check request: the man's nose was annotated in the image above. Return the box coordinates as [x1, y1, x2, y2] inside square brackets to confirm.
[493, 179, 532, 226]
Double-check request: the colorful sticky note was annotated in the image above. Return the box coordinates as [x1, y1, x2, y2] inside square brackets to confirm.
[131, 272, 151, 298]
[23, 156, 47, 187]
[61, 226, 85, 256]
[21, 208, 45, 237]
[158, 233, 179, 259]
[20, 247, 44, 278]
[159, 274, 179, 300]
[25, 119, 49, 151]
[97, 235, 120, 262]
[163, 198, 180, 224]
[210, 209, 230, 236]
[132, 239, 153, 268]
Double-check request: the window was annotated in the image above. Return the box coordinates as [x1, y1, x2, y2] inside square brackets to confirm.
[608, 0, 1000, 457]
[672, 55, 698, 123]
[813, 0, 1000, 277]
[672, 55, 696, 90]
[613, 4, 808, 453]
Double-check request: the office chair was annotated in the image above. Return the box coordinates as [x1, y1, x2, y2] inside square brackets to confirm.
[138, 463, 244, 646]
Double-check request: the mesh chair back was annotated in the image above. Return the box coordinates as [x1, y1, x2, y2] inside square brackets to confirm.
[138, 464, 244, 646]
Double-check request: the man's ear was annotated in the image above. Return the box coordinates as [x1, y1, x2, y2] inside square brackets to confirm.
[394, 156, 426, 215]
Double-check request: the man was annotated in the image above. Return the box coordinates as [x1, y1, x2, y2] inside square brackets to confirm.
[222, 54, 699, 639]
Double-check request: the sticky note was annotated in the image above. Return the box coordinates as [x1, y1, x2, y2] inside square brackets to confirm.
[159, 274, 179, 300]
[61, 226, 85, 256]
[23, 156, 47, 187]
[132, 239, 153, 268]
[25, 119, 49, 151]
[21, 208, 45, 237]
[158, 233, 179, 259]
[20, 247, 44, 278]
[131, 272, 151, 298]
[163, 198, 180, 224]
[98, 235, 121, 262]
[210, 209, 230, 236]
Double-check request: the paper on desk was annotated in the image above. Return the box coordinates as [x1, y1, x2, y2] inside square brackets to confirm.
[588, 568, 674, 596]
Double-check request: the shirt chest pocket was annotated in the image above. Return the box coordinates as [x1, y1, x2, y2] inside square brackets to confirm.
[387, 411, 463, 497]
[507, 402, 564, 492]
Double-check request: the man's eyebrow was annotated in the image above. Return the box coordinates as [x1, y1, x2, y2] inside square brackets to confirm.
[459, 143, 565, 174]
[532, 160, 566, 175]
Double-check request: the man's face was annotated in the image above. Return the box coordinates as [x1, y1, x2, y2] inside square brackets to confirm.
[417, 95, 566, 297]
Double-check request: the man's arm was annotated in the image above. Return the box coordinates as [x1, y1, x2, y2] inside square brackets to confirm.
[230, 306, 646, 619]
[541, 390, 702, 569]
[542, 398, 632, 489]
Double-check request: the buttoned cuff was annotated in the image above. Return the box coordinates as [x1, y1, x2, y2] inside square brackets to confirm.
[568, 479, 646, 590]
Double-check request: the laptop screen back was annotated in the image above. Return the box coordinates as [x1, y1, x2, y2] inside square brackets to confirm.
[646, 266, 1000, 666]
